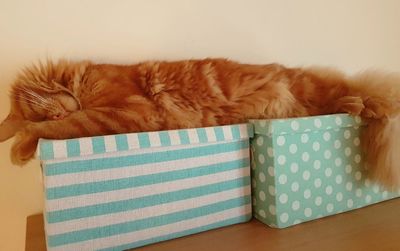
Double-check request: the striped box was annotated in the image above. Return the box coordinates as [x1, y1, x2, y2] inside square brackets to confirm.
[39, 124, 253, 251]
[250, 114, 400, 228]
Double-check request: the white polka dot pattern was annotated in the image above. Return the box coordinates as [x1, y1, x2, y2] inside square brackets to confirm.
[289, 144, 298, 154]
[250, 114, 400, 228]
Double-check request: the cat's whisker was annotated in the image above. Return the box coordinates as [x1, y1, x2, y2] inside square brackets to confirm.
[24, 90, 62, 110]
[14, 94, 54, 110]
[14, 91, 42, 101]
[16, 99, 53, 112]
[24, 89, 48, 102]
[15, 86, 53, 106]
[14, 96, 48, 109]
[18, 101, 53, 112]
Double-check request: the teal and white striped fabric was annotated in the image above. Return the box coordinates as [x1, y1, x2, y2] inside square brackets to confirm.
[39, 124, 253, 251]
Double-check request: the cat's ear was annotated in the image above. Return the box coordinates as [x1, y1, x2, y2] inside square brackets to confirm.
[0, 114, 25, 142]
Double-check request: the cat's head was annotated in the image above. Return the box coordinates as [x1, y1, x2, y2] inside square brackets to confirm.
[0, 60, 85, 142]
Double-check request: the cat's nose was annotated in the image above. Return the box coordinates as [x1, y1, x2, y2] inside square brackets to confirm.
[52, 114, 63, 120]
[52, 112, 70, 120]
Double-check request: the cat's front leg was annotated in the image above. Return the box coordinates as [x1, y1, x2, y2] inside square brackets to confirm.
[11, 125, 39, 166]
[10, 111, 92, 165]
[9, 109, 148, 165]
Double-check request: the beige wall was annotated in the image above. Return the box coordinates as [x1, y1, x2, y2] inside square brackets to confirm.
[1, 0, 399, 250]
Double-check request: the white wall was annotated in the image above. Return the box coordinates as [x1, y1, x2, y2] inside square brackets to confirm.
[1, 0, 399, 250]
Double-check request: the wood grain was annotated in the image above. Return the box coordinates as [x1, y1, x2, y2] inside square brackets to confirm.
[25, 211, 46, 251]
[26, 198, 400, 251]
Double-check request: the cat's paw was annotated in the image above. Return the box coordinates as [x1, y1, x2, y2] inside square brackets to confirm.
[361, 97, 400, 119]
[11, 130, 38, 166]
[333, 96, 365, 115]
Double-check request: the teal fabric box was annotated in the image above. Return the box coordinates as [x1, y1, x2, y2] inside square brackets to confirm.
[39, 124, 253, 250]
[250, 114, 400, 228]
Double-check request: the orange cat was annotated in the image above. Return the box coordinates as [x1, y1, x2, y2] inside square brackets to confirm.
[1, 59, 400, 188]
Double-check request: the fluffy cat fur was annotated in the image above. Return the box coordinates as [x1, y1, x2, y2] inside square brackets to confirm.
[1, 58, 400, 188]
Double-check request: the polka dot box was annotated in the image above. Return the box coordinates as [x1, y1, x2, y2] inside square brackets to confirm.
[250, 114, 400, 228]
[38, 124, 253, 250]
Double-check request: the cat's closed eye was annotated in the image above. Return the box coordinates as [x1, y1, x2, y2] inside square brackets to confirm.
[46, 93, 80, 120]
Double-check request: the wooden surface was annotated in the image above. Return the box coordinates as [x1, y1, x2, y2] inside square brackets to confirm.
[27, 198, 400, 251]
[25, 211, 47, 251]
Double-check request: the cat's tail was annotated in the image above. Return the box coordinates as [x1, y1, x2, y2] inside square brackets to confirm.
[349, 71, 400, 189]
[362, 116, 400, 189]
